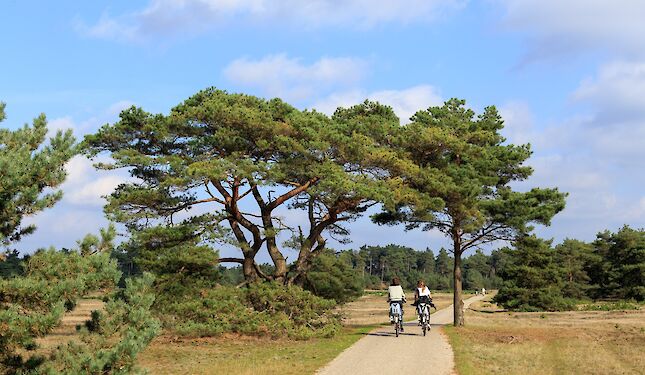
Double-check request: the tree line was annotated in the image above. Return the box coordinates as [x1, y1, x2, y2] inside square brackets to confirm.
[495, 226, 644, 311]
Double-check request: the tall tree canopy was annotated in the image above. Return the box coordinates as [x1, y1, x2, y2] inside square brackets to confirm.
[0, 102, 76, 246]
[83, 89, 411, 284]
[374, 99, 566, 325]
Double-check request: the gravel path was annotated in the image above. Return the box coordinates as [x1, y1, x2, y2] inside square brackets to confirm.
[317, 295, 485, 375]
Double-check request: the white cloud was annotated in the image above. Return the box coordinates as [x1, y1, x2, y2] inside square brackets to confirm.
[506, 98, 645, 242]
[498, 101, 536, 145]
[496, 0, 645, 60]
[47, 99, 135, 139]
[314, 85, 443, 123]
[224, 54, 368, 101]
[46, 116, 75, 138]
[61, 156, 129, 207]
[573, 61, 645, 121]
[79, 0, 466, 42]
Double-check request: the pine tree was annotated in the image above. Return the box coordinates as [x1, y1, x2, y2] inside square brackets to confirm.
[494, 235, 574, 311]
[0, 102, 76, 246]
[589, 226, 644, 300]
[374, 99, 566, 325]
[83, 90, 411, 284]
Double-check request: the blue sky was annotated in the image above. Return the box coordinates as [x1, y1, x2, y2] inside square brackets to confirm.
[2, 0, 644, 260]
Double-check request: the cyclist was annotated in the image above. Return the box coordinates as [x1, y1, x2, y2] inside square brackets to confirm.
[413, 280, 432, 325]
[387, 277, 406, 332]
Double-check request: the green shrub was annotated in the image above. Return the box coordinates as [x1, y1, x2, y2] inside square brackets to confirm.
[42, 273, 160, 375]
[156, 282, 341, 340]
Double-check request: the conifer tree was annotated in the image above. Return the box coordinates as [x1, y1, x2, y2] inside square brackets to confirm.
[494, 235, 575, 311]
[83, 89, 409, 284]
[0, 102, 76, 246]
[374, 99, 566, 325]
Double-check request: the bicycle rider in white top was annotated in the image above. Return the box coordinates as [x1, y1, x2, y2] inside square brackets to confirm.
[413, 280, 432, 325]
[387, 277, 406, 332]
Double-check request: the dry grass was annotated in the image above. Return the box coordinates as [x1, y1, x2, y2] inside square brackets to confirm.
[138, 326, 374, 375]
[445, 293, 645, 375]
[341, 291, 461, 325]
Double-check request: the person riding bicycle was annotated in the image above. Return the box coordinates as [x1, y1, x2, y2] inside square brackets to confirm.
[412, 280, 433, 325]
[387, 277, 406, 332]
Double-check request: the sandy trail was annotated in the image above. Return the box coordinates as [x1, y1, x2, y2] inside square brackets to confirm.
[317, 295, 485, 375]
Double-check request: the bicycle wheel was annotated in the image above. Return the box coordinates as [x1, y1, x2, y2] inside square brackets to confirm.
[395, 318, 399, 337]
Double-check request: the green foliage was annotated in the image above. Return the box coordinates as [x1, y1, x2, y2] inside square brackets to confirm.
[121, 221, 220, 293]
[371, 99, 567, 324]
[218, 266, 245, 286]
[495, 227, 644, 311]
[554, 239, 595, 299]
[0, 249, 123, 372]
[25, 248, 121, 292]
[462, 249, 503, 290]
[587, 226, 645, 301]
[302, 250, 364, 303]
[579, 300, 643, 311]
[0, 250, 25, 278]
[156, 282, 341, 340]
[77, 224, 117, 256]
[1, 227, 159, 374]
[494, 236, 576, 311]
[0, 102, 76, 246]
[82, 89, 414, 283]
[42, 273, 160, 375]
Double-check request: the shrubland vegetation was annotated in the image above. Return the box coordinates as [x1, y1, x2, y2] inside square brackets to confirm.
[1, 90, 643, 374]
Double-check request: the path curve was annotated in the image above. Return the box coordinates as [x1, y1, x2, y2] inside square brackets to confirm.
[317, 295, 485, 375]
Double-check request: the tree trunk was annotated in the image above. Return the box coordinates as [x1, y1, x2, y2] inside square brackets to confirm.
[261, 210, 288, 283]
[266, 241, 287, 283]
[453, 233, 465, 326]
[242, 256, 259, 283]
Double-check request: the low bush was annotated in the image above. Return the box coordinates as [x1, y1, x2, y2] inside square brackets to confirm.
[494, 286, 577, 312]
[156, 282, 341, 340]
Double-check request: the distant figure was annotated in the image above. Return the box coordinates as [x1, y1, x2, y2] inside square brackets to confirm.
[482, 287, 486, 295]
[387, 277, 406, 332]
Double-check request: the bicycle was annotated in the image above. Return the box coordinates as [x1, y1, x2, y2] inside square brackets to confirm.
[389, 301, 404, 337]
[417, 302, 431, 336]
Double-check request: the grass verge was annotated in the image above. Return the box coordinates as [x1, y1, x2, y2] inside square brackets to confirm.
[137, 325, 375, 375]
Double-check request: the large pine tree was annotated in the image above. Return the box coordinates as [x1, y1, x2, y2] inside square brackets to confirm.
[83, 89, 411, 284]
[374, 99, 566, 325]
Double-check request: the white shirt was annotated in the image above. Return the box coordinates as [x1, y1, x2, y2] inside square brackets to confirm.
[417, 286, 431, 297]
[388, 285, 405, 301]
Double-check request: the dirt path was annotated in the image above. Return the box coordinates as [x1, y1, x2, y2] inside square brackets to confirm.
[317, 295, 485, 375]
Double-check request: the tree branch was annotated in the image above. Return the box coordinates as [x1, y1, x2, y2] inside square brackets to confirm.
[267, 177, 319, 211]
